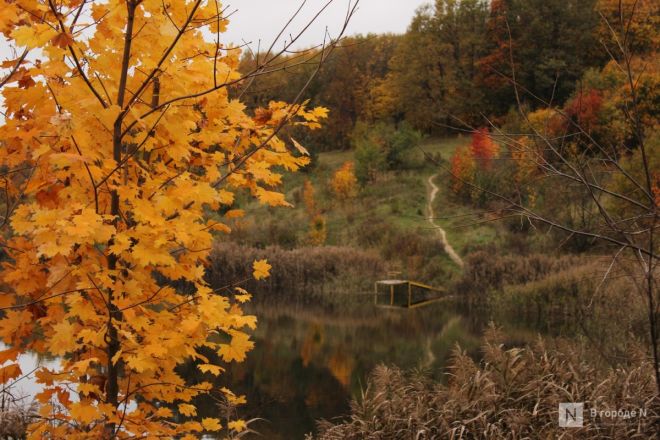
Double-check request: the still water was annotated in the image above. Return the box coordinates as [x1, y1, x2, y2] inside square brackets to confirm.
[203, 298, 486, 439]
[2, 298, 488, 439]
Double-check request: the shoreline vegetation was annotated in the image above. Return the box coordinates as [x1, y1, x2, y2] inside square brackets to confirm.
[207, 125, 658, 436]
[311, 329, 659, 439]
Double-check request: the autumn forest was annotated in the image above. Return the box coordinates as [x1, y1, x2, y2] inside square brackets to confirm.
[0, 0, 658, 439]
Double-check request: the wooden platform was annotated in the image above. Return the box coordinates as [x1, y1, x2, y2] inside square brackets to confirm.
[374, 279, 447, 309]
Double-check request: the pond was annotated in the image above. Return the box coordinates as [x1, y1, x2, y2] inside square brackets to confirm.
[197, 297, 488, 439]
[2, 296, 491, 439]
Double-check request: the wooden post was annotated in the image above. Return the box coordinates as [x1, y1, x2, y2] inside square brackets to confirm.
[374, 282, 378, 305]
[390, 284, 394, 306]
[408, 282, 412, 308]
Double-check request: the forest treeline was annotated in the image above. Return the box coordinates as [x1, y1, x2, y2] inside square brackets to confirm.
[238, 0, 658, 151]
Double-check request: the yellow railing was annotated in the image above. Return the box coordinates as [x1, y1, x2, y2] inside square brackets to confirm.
[374, 280, 447, 308]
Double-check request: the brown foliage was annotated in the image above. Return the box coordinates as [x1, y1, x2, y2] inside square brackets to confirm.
[207, 243, 385, 298]
[313, 332, 658, 439]
[459, 251, 585, 292]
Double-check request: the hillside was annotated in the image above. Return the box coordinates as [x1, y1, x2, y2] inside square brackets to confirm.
[215, 136, 502, 291]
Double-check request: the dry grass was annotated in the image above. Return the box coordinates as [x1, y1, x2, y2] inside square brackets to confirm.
[458, 251, 586, 293]
[208, 242, 385, 299]
[312, 329, 658, 439]
[0, 397, 37, 440]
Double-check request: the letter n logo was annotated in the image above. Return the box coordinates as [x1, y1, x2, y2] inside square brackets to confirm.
[559, 403, 584, 428]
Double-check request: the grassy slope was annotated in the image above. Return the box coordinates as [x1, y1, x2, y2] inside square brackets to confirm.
[227, 136, 501, 283]
[421, 138, 501, 255]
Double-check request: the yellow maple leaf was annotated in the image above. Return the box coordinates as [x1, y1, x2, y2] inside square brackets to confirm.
[221, 388, 247, 406]
[12, 24, 58, 48]
[0, 363, 22, 383]
[197, 363, 224, 376]
[255, 187, 293, 207]
[155, 407, 173, 418]
[228, 420, 248, 432]
[178, 403, 197, 417]
[252, 259, 271, 280]
[235, 292, 252, 303]
[217, 331, 254, 362]
[77, 383, 101, 397]
[70, 402, 100, 425]
[49, 320, 78, 356]
[201, 417, 222, 431]
[0, 347, 20, 364]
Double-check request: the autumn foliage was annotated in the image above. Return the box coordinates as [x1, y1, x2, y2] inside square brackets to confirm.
[301, 180, 327, 246]
[469, 128, 500, 169]
[450, 129, 499, 195]
[565, 89, 604, 132]
[330, 161, 358, 201]
[0, 0, 327, 438]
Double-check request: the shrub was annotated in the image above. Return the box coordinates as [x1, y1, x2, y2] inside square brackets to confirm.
[353, 121, 422, 183]
[307, 214, 328, 246]
[354, 137, 386, 184]
[449, 128, 504, 204]
[330, 162, 358, 200]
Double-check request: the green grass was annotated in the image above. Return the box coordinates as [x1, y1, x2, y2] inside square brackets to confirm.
[227, 136, 501, 282]
[416, 135, 466, 158]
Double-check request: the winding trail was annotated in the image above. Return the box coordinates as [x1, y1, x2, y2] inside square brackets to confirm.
[427, 174, 464, 267]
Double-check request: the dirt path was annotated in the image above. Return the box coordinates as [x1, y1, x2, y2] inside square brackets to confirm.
[427, 174, 464, 267]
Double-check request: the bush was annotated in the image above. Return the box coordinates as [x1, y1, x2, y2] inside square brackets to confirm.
[353, 121, 422, 183]
[354, 137, 386, 184]
[329, 161, 358, 200]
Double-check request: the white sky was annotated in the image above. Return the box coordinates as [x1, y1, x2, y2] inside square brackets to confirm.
[221, 0, 430, 50]
[0, 0, 430, 87]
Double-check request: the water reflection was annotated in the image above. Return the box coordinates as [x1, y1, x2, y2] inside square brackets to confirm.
[1, 299, 486, 439]
[195, 298, 484, 439]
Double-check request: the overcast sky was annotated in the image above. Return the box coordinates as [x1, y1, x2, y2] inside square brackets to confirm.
[0, 0, 430, 88]
[221, 0, 430, 50]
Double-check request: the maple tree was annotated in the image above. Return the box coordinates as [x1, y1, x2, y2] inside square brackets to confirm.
[449, 128, 499, 196]
[564, 89, 604, 133]
[0, 0, 351, 437]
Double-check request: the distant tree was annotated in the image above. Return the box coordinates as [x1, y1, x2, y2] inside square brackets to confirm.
[450, 145, 476, 196]
[239, 34, 400, 151]
[353, 122, 421, 184]
[389, 0, 490, 132]
[477, 0, 605, 115]
[355, 141, 387, 184]
[470, 128, 500, 169]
